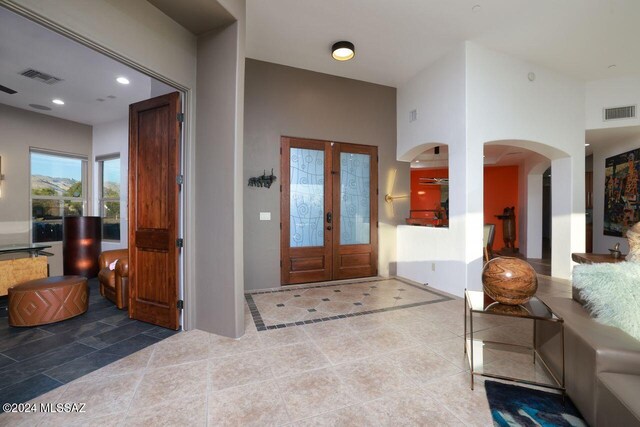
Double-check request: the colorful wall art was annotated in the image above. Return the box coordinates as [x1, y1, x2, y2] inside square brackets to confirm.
[604, 148, 640, 236]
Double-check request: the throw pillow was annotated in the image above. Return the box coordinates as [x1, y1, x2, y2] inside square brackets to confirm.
[572, 262, 640, 341]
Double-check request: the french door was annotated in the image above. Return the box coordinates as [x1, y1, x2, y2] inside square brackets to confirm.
[280, 137, 378, 285]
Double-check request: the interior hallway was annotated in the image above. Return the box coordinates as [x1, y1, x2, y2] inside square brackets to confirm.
[1, 276, 571, 426]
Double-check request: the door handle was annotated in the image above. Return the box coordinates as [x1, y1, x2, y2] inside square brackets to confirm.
[326, 212, 332, 223]
[326, 226, 332, 230]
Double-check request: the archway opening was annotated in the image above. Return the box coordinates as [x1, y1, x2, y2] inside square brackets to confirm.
[483, 140, 568, 276]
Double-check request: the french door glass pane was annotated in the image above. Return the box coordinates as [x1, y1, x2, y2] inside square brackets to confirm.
[340, 152, 370, 244]
[290, 148, 325, 247]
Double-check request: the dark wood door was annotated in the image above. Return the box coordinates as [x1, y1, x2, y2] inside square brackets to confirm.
[332, 143, 378, 279]
[128, 92, 181, 330]
[280, 137, 378, 285]
[280, 137, 333, 284]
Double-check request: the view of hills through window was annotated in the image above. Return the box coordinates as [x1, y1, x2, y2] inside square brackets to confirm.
[30, 151, 87, 242]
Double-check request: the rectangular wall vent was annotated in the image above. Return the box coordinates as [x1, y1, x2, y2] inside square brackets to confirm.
[409, 109, 417, 122]
[603, 105, 636, 121]
[18, 68, 63, 85]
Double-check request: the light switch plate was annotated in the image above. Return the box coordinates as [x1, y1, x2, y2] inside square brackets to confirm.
[260, 212, 271, 221]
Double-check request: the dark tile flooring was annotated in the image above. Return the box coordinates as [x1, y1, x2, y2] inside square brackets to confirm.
[0, 279, 178, 409]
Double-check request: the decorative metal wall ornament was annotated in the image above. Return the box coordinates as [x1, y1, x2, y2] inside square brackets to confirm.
[248, 169, 277, 188]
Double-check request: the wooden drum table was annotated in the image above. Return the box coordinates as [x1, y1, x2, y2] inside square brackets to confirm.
[8, 276, 88, 327]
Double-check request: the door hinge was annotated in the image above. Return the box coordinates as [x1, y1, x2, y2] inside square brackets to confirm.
[177, 300, 184, 310]
[280, 184, 282, 192]
[376, 188, 379, 195]
[280, 222, 282, 230]
[177, 113, 184, 122]
[176, 238, 184, 248]
[280, 260, 283, 268]
[176, 175, 184, 185]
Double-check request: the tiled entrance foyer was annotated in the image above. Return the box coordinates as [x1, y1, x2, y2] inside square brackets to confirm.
[2, 276, 570, 426]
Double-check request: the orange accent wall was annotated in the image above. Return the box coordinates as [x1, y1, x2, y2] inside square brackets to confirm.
[484, 166, 519, 249]
[410, 168, 448, 218]
[410, 165, 519, 248]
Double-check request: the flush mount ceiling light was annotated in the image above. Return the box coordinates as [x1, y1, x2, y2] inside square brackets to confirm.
[116, 77, 130, 85]
[332, 41, 355, 61]
[52, 99, 64, 105]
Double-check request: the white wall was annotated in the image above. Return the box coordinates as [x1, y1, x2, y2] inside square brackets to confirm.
[592, 135, 640, 254]
[586, 77, 640, 130]
[466, 43, 586, 280]
[396, 44, 468, 295]
[517, 153, 549, 258]
[92, 118, 128, 252]
[397, 42, 586, 296]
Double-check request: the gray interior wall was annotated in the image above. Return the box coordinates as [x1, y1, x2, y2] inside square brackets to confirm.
[0, 103, 92, 276]
[195, 19, 245, 338]
[243, 59, 409, 291]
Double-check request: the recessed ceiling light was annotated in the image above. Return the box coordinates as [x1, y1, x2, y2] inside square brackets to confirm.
[585, 143, 590, 147]
[52, 99, 64, 105]
[332, 41, 355, 61]
[116, 77, 130, 85]
[414, 160, 420, 163]
[608, 64, 617, 69]
[472, 4, 481, 12]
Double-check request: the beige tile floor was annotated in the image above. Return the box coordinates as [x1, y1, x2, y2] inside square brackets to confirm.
[1, 276, 571, 427]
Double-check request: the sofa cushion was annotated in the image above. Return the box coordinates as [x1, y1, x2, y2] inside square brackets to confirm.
[597, 373, 640, 427]
[536, 296, 640, 426]
[573, 262, 640, 341]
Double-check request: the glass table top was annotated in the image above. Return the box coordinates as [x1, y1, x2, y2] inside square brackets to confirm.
[0, 243, 53, 254]
[465, 290, 562, 322]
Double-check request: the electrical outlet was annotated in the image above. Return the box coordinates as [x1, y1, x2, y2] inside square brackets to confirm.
[431, 262, 435, 271]
[259, 212, 271, 221]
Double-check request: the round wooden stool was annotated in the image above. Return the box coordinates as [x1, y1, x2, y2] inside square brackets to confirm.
[8, 276, 88, 327]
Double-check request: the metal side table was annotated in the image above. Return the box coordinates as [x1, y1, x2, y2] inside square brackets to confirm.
[464, 290, 565, 392]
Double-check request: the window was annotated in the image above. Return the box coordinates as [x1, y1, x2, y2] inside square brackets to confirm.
[98, 156, 121, 241]
[31, 150, 87, 242]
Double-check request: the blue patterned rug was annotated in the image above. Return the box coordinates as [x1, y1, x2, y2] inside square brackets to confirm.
[484, 381, 587, 426]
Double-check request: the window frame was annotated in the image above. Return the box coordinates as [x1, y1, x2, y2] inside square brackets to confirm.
[30, 148, 88, 243]
[97, 154, 121, 242]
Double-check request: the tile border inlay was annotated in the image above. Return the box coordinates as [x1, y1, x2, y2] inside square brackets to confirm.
[245, 279, 452, 331]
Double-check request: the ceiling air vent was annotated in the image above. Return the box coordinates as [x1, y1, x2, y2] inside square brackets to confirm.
[18, 68, 63, 85]
[604, 105, 636, 121]
[0, 84, 17, 94]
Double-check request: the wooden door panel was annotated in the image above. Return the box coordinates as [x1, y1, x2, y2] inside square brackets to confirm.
[333, 143, 378, 280]
[129, 92, 181, 330]
[137, 109, 170, 229]
[281, 137, 332, 285]
[137, 251, 169, 303]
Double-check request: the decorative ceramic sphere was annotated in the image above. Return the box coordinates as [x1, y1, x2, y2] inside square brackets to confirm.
[482, 257, 538, 305]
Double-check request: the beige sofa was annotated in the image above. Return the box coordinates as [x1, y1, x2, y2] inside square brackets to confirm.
[536, 294, 640, 426]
